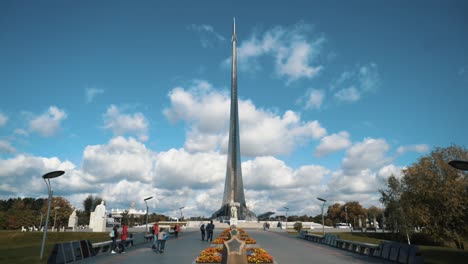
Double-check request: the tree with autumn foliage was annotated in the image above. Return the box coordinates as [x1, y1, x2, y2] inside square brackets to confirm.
[380, 145, 468, 248]
[40, 196, 74, 229]
[324, 201, 369, 228]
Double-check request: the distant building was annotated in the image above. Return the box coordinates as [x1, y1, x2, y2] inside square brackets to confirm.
[109, 202, 147, 225]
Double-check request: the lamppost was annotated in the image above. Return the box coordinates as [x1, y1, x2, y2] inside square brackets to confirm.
[39, 212, 43, 230]
[283, 207, 289, 231]
[53, 206, 60, 232]
[40, 170, 65, 260]
[317, 197, 326, 236]
[345, 205, 349, 227]
[143, 196, 153, 233]
[179, 207, 184, 221]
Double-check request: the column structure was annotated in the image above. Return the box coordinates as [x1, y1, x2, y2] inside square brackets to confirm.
[213, 18, 256, 221]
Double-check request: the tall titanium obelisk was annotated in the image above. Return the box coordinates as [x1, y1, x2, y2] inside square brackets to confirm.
[213, 19, 256, 221]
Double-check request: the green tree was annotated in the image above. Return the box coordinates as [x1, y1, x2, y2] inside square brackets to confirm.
[367, 206, 384, 228]
[343, 201, 366, 228]
[293, 222, 303, 232]
[380, 145, 468, 248]
[327, 203, 344, 226]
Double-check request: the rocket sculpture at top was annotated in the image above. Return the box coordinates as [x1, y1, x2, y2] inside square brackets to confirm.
[213, 18, 256, 221]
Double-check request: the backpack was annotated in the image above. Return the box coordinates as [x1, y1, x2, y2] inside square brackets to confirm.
[200, 224, 205, 231]
[158, 231, 166, 240]
[109, 230, 114, 238]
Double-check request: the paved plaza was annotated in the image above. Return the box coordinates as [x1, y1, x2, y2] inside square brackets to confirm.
[91, 228, 393, 264]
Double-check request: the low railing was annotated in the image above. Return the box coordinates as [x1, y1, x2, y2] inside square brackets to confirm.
[335, 239, 379, 255]
[299, 230, 424, 264]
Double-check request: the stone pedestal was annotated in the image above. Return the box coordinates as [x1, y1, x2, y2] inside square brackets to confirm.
[221, 236, 247, 264]
[68, 209, 78, 230]
[230, 218, 238, 227]
[89, 201, 106, 232]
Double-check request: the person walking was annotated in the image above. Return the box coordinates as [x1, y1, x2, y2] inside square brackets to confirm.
[206, 220, 215, 242]
[118, 224, 128, 253]
[157, 228, 169, 253]
[111, 225, 119, 254]
[200, 222, 206, 241]
[152, 222, 159, 249]
[174, 223, 181, 238]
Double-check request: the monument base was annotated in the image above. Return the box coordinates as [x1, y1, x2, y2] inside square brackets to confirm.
[212, 203, 257, 221]
[230, 218, 238, 226]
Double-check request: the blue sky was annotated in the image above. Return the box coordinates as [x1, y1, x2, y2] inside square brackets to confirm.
[1, 0, 467, 218]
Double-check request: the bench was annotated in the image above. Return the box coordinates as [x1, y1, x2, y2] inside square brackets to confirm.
[92, 237, 134, 254]
[335, 239, 379, 255]
[375, 241, 424, 264]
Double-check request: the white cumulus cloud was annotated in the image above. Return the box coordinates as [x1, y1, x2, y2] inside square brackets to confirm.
[29, 106, 67, 137]
[396, 144, 429, 154]
[315, 131, 351, 157]
[85, 87, 104, 103]
[0, 113, 8, 127]
[226, 22, 324, 82]
[163, 81, 326, 156]
[82, 136, 156, 183]
[333, 63, 380, 103]
[342, 138, 391, 175]
[305, 89, 325, 110]
[0, 140, 16, 154]
[188, 24, 226, 48]
[103, 105, 149, 141]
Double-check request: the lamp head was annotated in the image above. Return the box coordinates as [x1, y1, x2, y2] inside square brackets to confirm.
[179, 206, 184, 210]
[317, 197, 327, 202]
[42, 170, 65, 179]
[449, 160, 468, 171]
[284, 206, 289, 210]
[144, 196, 153, 201]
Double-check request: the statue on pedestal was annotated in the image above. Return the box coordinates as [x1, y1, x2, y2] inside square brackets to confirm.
[89, 201, 107, 232]
[68, 209, 78, 230]
[230, 206, 238, 219]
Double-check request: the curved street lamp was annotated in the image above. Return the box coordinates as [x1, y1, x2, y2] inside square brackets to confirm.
[143, 196, 153, 233]
[40, 170, 65, 260]
[449, 159, 468, 192]
[449, 160, 468, 171]
[317, 197, 327, 236]
[179, 206, 185, 221]
[283, 207, 289, 231]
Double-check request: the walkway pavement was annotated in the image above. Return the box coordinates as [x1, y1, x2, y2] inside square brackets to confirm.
[90, 228, 392, 264]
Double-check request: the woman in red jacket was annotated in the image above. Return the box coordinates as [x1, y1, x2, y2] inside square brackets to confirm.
[118, 224, 128, 253]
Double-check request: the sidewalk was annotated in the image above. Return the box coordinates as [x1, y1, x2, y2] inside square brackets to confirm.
[90, 228, 392, 264]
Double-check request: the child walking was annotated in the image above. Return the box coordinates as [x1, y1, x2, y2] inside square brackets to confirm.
[157, 228, 169, 253]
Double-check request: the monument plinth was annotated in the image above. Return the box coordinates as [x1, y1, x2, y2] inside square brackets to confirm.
[68, 209, 78, 230]
[89, 201, 106, 232]
[213, 18, 256, 221]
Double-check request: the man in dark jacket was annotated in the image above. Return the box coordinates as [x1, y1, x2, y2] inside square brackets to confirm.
[205, 220, 215, 242]
[200, 223, 206, 241]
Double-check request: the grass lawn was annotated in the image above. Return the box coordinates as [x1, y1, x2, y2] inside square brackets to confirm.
[306, 231, 467, 264]
[0, 231, 109, 264]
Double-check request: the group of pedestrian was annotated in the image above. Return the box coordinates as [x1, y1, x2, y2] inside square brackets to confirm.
[110, 224, 128, 254]
[200, 220, 215, 241]
[151, 222, 169, 253]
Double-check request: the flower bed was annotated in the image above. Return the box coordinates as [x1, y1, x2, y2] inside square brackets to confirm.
[195, 247, 273, 263]
[212, 237, 256, 244]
